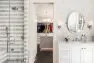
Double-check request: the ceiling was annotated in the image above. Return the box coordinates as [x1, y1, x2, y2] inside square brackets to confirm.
[35, 3, 54, 21]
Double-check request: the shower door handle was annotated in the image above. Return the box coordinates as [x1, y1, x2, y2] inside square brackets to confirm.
[5, 26, 9, 52]
[6, 26, 16, 51]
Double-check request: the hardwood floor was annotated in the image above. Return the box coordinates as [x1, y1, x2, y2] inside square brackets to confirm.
[34, 45, 53, 63]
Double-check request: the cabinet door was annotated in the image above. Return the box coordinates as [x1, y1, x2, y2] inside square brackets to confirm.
[71, 46, 81, 63]
[92, 47, 94, 63]
[59, 46, 71, 63]
[81, 46, 93, 63]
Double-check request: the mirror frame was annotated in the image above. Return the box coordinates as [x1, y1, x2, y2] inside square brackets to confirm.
[66, 11, 85, 33]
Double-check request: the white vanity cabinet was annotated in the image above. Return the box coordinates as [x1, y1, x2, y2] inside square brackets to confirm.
[59, 42, 94, 63]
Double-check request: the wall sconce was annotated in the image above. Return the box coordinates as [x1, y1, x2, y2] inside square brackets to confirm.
[87, 25, 92, 29]
[87, 20, 93, 30]
[57, 21, 62, 29]
[57, 25, 61, 29]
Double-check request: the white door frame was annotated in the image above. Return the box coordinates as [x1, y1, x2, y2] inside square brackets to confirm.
[28, 0, 54, 63]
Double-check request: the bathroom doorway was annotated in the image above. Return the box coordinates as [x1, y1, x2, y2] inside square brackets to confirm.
[34, 3, 54, 63]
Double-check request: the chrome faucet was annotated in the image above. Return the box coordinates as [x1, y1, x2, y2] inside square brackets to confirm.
[81, 34, 87, 42]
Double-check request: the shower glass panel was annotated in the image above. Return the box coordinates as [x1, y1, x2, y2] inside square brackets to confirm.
[0, 0, 28, 63]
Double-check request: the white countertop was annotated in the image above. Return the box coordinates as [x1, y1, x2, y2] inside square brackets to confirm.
[58, 41, 94, 46]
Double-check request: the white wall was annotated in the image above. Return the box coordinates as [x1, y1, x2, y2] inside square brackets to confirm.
[32, 0, 54, 3]
[54, 0, 94, 63]
[35, 4, 54, 22]
[28, 0, 37, 63]
[54, 0, 94, 41]
[29, 0, 94, 63]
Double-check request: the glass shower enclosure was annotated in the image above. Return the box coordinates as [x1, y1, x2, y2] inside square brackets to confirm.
[0, 0, 28, 63]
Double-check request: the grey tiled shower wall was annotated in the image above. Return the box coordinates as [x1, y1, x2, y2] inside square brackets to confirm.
[0, 0, 28, 63]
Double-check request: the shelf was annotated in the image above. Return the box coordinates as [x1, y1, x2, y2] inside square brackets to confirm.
[37, 33, 53, 36]
[37, 21, 53, 23]
[40, 48, 53, 51]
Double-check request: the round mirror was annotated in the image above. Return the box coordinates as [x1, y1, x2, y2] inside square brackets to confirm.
[66, 12, 85, 33]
